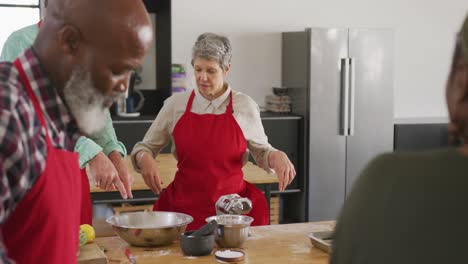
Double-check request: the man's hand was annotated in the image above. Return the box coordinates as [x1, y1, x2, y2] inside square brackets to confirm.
[108, 151, 134, 199]
[137, 151, 163, 194]
[268, 151, 296, 191]
[88, 152, 128, 199]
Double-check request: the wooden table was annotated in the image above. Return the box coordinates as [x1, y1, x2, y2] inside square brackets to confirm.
[90, 154, 278, 192]
[90, 154, 279, 208]
[96, 221, 334, 264]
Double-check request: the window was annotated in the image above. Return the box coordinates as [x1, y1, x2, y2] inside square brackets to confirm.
[0, 0, 40, 58]
[0, 1, 38, 4]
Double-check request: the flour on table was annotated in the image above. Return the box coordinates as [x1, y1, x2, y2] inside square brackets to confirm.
[140, 249, 171, 257]
[215, 250, 244, 258]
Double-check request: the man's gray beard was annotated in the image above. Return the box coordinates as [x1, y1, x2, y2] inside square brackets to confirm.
[63, 67, 117, 135]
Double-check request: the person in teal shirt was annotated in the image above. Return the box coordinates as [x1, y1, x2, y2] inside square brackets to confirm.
[0, 0, 134, 203]
[0, 24, 38, 62]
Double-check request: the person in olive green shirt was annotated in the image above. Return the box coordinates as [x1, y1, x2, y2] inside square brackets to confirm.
[0, 0, 134, 200]
[331, 13, 468, 264]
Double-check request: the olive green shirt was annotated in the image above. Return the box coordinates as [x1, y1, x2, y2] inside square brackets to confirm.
[1, 23, 126, 167]
[332, 148, 468, 264]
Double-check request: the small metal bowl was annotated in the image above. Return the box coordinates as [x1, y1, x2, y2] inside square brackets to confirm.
[272, 87, 289, 96]
[106, 211, 193, 247]
[205, 215, 254, 248]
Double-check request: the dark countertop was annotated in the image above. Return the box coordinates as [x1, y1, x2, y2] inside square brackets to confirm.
[394, 117, 449, 125]
[260, 112, 302, 120]
[111, 112, 302, 122]
[112, 114, 156, 122]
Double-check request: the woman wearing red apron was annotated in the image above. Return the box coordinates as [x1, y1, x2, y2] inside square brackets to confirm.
[0, 58, 82, 263]
[133, 33, 296, 230]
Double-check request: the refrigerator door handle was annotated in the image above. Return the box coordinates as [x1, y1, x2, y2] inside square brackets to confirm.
[348, 58, 356, 136]
[340, 58, 350, 136]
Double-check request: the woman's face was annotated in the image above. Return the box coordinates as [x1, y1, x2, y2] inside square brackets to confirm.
[193, 57, 230, 100]
[447, 49, 468, 138]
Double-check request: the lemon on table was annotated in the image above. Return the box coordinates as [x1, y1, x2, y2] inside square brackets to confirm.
[80, 224, 95, 243]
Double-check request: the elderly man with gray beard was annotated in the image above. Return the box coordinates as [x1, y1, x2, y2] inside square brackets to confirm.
[0, 0, 152, 263]
[1, 0, 135, 226]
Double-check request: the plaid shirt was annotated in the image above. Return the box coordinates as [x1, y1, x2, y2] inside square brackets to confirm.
[0, 48, 81, 262]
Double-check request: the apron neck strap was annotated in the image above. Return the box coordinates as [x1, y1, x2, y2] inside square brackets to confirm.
[185, 90, 196, 113]
[13, 58, 53, 146]
[226, 91, 233, 114]
[185, 90, 234, 114]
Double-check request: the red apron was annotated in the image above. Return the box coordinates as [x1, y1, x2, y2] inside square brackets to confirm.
[0, 59, 82, 263]
[154, 91, 269, 230]
[80, 168, 92, 225]
[40, 18, 92, 226]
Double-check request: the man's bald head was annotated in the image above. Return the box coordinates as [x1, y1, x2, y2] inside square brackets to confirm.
[34, 0, 152, 134]
[45, 0, 151, 53]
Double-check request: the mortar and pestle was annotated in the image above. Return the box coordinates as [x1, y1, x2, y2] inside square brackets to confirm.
[180, 220, 217, 256]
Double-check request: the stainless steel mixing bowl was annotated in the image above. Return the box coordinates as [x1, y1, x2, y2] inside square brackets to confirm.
[205, 215, 254, 248]
[106, 211, 193, 247]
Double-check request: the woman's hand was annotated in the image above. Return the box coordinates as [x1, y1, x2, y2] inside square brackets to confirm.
[268, 151, 296, 191]
[137, 151, 163, 194]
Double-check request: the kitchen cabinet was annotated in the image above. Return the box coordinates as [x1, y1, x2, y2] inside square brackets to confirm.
[283, 28, 394, 221]
[258, 113, 305, 223]
[393, 118, 450, 151]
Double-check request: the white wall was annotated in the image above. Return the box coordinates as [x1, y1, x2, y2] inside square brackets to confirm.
[172, 0, 468, 119]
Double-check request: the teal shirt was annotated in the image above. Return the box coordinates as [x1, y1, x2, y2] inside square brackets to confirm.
[0, 24, 38, 62]
[1, 23, 126, 167]
[75, 111, 127, 168]
[331, 148, 468, 264]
